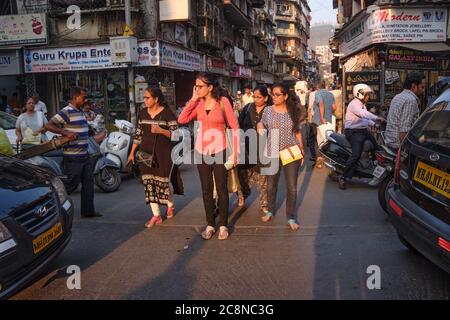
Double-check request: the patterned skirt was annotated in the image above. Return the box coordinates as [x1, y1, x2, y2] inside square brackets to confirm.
[142, 173, 172, 205]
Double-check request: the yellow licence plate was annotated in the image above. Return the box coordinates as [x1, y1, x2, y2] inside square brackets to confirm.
[32, 222, 63, 254]
[413, 161, 450, 199]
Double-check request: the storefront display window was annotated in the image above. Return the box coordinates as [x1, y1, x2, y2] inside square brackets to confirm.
[58, 70, 127, 130]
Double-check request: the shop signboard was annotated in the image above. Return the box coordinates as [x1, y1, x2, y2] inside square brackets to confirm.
[25, 42, 157, 73]
[159, 42, 203, 72]
[340, 8, 448, 58]
[0, 51, 22, 75]
[234, 47, 244, 66]
[386, 47, 450, 71]
[345, 71, 381, 106]
[238, 66, 252, 79]
[206, 57, 226, 75]
[0, 13, 47, 46]
[24, 44, 126, 73]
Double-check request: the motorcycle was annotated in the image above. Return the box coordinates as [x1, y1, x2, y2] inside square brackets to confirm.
[375, 133, 397, 214]
[17, 135, 121, 193]
[319, 121, 392, 189]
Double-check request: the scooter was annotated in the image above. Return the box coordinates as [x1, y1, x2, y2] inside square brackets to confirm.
[103, 119, 135, 174]
[319, 122, 392, 188]
[18, 135, 121, 193]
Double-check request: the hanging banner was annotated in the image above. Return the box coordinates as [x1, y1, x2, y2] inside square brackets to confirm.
[340, 8, 448, 57]
[0, 13, 47, 46]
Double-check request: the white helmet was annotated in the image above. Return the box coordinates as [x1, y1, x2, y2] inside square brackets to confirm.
[353, 84, 373, 100]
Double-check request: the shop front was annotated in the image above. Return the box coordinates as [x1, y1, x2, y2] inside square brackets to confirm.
[0, 50, 25, 109]
[0, 12, 48, 112]
[23, 43, 129, 128]
[337, 6, 449, 114]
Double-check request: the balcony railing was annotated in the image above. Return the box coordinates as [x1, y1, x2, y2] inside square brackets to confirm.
[275, 28, 301, 39]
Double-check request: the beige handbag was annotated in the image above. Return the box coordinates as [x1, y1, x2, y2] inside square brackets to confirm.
[216, 100, 241, 195]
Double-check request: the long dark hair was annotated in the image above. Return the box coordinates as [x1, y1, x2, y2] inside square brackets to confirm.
[272, 83, 300, 133]
[145, 86, 169, 109]
[196, 72, 223, 101]
[253, 85, 273, 106]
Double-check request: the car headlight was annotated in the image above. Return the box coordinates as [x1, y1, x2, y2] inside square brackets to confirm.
[0, 222, 12, 243]
[51, 177, 68, 204]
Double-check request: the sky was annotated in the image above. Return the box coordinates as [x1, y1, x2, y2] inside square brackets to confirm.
[308, 0, 337, 26]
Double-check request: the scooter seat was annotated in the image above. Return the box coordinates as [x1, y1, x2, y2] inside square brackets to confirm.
[329, 133, 374, 152]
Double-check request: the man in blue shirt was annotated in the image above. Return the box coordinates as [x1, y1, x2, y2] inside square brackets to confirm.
[308, 81, 336, 168]
[45, 87, 100, 218]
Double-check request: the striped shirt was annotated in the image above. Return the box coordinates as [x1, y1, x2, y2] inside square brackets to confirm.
[50, 104, 89, 157]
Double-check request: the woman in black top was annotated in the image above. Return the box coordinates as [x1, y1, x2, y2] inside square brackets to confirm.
[237, 85, 272, 214]
[128, 86, 184, 228]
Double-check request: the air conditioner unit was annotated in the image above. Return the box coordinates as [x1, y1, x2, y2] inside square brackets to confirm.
[245, 51, 253, 61]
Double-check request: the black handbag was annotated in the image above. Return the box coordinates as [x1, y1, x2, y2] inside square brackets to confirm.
[135, 114, 162, 168]
[136, 149, 157, 168]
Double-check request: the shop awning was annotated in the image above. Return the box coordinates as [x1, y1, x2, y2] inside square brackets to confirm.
[393, 43, 450, 53]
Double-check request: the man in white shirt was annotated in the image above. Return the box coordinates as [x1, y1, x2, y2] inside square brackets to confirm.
[32, 93, 48, 117]
[241, 85, 254, 107]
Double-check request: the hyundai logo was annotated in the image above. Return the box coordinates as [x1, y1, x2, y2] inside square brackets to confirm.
[34, 206, 49, 219]
[430, 153, 440, 162]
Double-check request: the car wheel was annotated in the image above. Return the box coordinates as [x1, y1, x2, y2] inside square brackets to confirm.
[397, 232, 419, 254]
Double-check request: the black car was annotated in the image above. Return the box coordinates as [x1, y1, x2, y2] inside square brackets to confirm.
[387, 88, 450, 273]
[0, 156, 74, 299]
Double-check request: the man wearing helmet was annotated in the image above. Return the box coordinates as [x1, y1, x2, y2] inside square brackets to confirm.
[339, 84, 384, 190]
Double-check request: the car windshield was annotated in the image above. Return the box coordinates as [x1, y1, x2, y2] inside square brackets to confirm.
[409, 101, 450, 154]
[0, 112, 17, 130]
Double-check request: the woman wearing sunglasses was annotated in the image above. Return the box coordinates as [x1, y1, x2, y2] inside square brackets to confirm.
[257, 83, 305, 231]
[178, 73, 239, 240]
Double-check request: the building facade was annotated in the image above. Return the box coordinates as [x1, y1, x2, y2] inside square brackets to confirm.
[331, 0, 450, 113]
[273, 0, 310, 83]
[0, 0, 285, 128]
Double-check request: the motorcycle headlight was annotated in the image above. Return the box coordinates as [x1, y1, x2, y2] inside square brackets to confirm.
[122, 125, 133, 135]
[0, 222, 12, 243]
[107, 142, 120, 151]
[107, 140, 127, 151]
[51, 177, 68, 204]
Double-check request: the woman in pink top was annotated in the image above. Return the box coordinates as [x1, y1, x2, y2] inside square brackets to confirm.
[178, 73, 239, 240]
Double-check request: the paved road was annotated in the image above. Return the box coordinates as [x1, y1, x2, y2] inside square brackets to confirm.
[11, 161, 450, 300]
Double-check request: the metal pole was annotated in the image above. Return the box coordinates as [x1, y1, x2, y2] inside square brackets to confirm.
[125, 0, 136, 125]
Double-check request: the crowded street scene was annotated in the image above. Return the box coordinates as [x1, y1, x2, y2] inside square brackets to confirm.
[0, 0, 449, 309]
